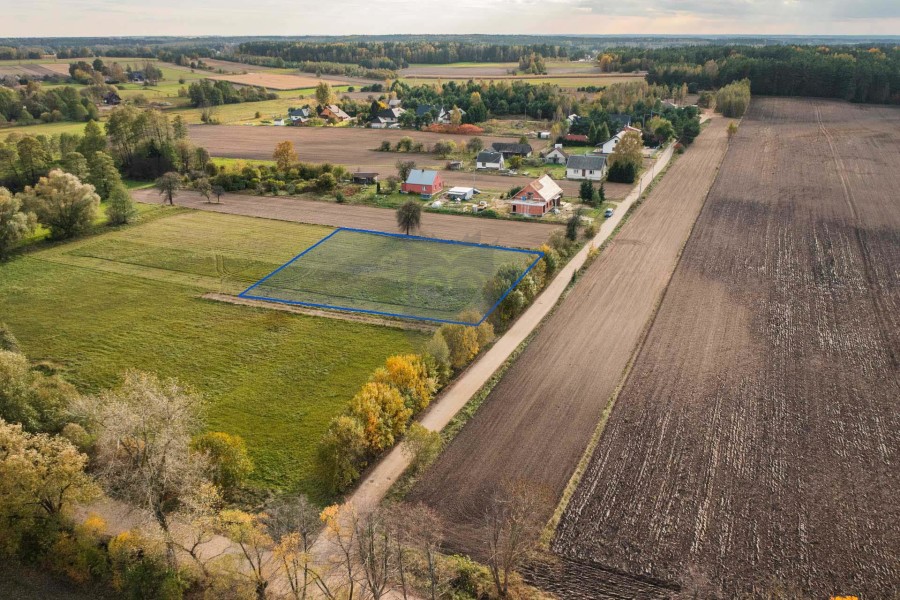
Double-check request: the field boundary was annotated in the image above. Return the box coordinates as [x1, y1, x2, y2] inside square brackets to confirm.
[202, 293, 438, 332]
[239, 227, 544, 326]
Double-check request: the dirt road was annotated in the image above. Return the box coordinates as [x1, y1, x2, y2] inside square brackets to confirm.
[552, 98, 900, 597]
[132, 188, 560, 249]
[406, 117, 731, 558]
[186, 125, 599, 196]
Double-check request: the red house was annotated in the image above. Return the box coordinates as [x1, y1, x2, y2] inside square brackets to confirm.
[510, 175, 563, 217]
[401, 170, 444, 197]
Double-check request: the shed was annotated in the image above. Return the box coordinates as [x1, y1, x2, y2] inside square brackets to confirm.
[447, 187, 476, 201]
[352, 172, 379, 185]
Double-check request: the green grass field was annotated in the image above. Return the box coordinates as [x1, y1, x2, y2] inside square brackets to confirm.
[0, 210, 423, 501]
[246, 228, 539, 323]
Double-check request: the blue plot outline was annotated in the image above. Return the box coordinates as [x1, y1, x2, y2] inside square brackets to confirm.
[238, 227, 544, 326]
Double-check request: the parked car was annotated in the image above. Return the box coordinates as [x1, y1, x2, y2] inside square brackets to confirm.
[604, 208, 614, 218]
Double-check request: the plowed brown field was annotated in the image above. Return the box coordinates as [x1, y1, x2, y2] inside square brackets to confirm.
[185, 125, 615, 196]
[407, 117, 731, 557]
[552, 98, 900, 598]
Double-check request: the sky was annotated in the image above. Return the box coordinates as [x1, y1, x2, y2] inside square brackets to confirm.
[3, 0, 900, 37]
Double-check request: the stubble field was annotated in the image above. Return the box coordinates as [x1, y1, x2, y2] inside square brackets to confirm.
[551, 98, 900, 598]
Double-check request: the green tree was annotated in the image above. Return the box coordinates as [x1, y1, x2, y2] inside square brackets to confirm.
[317, 415, 367, 494]
[598, 181, 606, 203]
[155, 171, 181, 205]
[0, 188, 35, 259]
[466, 137, 484, 154]
[314, 81, 334, 106]
[212, 184, 224, 204]
[16, 137, 51, 185]
[566, 209, 583, 241]
[87, 151, 124, 201]
[77, 119, 107, 159]
[106, 183, 137, 226]
[191, 431, 253, 500]
[395, 159, 416, 180]
[172, 115, 188, 140]
[396, 200, 422, 235]
[20, 169, 99, 239]
[579, 180, 594, 204]
[61, 152, 90, 180]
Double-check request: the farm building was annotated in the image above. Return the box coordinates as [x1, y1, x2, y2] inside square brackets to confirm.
[476, 151, 505, 170]
[543, 146, 569, 164]
[103, 91, 121, 105]
[319, 105, 351, 123]
[402, 170, 443, 197]
[598, 126, 642, 155]
[352, 172, 379, 184]
[538, 131, 551, 139]
[447, 187, 477, 201]
[510, 175, 563, 217]
[491, 142, 533, 158]
[566, 154, 608, 181]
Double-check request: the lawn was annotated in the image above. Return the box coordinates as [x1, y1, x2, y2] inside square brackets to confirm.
[0, 210, 423, 501]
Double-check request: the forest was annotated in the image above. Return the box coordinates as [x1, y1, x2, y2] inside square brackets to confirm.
[622, 44, 899, 104]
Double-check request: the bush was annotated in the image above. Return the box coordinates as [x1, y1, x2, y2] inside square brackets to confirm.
[401, 423, 442, 474]
[316, 172, 336, 191]
[335, 191, 346, 203]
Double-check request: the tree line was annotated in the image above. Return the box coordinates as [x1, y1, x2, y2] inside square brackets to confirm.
[235, 41, 569, 69]
[0, 82, 100, 126]
[623, 44, 899, 104]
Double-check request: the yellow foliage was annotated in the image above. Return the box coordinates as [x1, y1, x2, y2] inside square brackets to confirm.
[371, 354, 435, 412]
[348, 382, 411, 452]
[439, 324, 480, 369]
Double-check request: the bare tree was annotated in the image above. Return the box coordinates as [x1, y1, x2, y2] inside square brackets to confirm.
[268, 495, 322, 600]
[76, 370, 207, 567]
[401, 503, 445, 600]
[217, 509, 274, 600]
[355, 506, 394, 600]
[174, 481, 226, 579]
[319, 503, 360, 600]
[484, 480, 552, 598]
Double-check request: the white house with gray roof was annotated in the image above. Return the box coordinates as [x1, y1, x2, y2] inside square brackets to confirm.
[566, 154, 608, 181]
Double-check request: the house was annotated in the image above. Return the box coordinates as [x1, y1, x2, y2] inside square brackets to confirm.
[288, 107, 311, 124]
[543, 146, 569, 164]
[566, 154, 608, 181]
[476, 150, 505, 170]
[661, 99, 679, 109]
[608, 113, 633, 129]
[566, 113, 580, 124]
[598, 125, 642, 155]
[491, 142, 533, 159]
[563, 133, 590, 145]
[510, 175, 563, 217]
[370, 107, 404, 129]
[401, 170, 443, 197]
[319, 104, 351, 123]
[415, 104, 465, 125]
[447, 187, 476, 201]
[129, 71, 144, 83]
[102, 91, 121, 105]
[388, 98, 403, 108]
[272, 118, 286, 126]
[352, 172, 379, 185]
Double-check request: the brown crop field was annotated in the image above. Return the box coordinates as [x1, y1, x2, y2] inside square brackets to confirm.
[186, 125, 602, 196]
[407, 118, 732, 557]
[206, 72, 343, 90]
[551, 98, 900, 598]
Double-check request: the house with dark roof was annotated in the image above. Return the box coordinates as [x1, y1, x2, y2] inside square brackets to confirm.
[401, 170, 443, 197]
[103, 91, 121, 105]
[566, 154, 608, 181]
[491, 142, 533, 158]
[510, 175, 563, 217]
[476, 150, 504, 170]
[288, 107, 311, 124]
[370, 107, 405, 129]
[415, 104, 464, 125]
